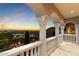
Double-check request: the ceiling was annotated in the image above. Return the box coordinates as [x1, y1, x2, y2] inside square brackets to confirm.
[54, 3, 79, 18]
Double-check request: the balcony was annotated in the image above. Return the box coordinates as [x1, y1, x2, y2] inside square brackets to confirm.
[0, 34, 77, 56]
[0, 3, 79, 56]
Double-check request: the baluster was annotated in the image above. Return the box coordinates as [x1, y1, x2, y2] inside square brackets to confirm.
[64, 35, 67, 40]
[70, 35, 71, 40]
[67, 35, 68, 40]
[30, 48, 33, 56]
[36, 47, 38, 56]
[26, 50, 29, 56]
[70, 35, 71, 41]
[24, 51, 26, 56]
[71, 35, 72, 41]
[64, 35, 65, 40]
[34, 47, 37, 56]
[37, 46, 40, 56]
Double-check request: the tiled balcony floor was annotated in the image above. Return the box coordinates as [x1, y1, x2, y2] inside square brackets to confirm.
[50, 41, 79, 56]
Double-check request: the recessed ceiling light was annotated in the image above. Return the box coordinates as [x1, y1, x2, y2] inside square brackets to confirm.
[70, 10, 74, 14]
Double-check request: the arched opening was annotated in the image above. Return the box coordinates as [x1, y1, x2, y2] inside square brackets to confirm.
[46, 18, 55, 38]
[64, 21, 76, 41]
[64, 22, 75, 34]
[0, 3, 40, 52]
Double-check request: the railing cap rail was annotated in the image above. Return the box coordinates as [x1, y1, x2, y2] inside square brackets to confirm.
[0, 41, 42, 56]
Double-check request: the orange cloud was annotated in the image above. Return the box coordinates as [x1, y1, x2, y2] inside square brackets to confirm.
[0, 24, 40, 31]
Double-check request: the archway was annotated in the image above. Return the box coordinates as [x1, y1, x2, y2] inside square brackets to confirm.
[64, 22, 75, 34]
[64, 21, 76, 41]
[46, 17, 55, 38]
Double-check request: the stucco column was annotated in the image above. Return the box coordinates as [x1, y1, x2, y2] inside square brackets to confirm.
[38, 15, 47, 56]
[61, 25, 64, 35]
[76, 24, 79, 43]
[55, 22, 59, 36]
[55, 22, 62, 46]
[61, 24, 64, 40]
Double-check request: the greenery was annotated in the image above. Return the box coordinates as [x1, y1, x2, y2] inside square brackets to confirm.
[0, 32, 13, 52]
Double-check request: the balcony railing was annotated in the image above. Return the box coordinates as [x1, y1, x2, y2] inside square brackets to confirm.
[0, 34, 67, 56]
[63, 34, 76, 41]
[0, 41, 42, 56]
[47, 36, 59, 55]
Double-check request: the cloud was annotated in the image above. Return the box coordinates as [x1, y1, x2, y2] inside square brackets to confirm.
[0, 16, 11, 26]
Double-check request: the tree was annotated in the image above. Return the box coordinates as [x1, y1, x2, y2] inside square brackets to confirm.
[0, 32, 13, 51]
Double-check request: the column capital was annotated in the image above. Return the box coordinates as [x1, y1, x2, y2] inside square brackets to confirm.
[40, 15, 48, 22]
[38, 15, 48, 30]
[40, 15, 48, 26]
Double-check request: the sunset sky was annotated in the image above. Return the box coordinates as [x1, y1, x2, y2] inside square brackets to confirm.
[0, 3, 54, 30]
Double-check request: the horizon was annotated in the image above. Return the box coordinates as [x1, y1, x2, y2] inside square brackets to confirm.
[0, 3, 54, 30]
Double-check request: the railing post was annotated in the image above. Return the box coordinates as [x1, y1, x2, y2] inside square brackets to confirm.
[55, 22, 60, 45]
[76, 24, 79, 43]
[61, 25, 64, 35]
[55, 22, 59, 36]
[38, 15, 47, 56]
[61, 24, 64, 41]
